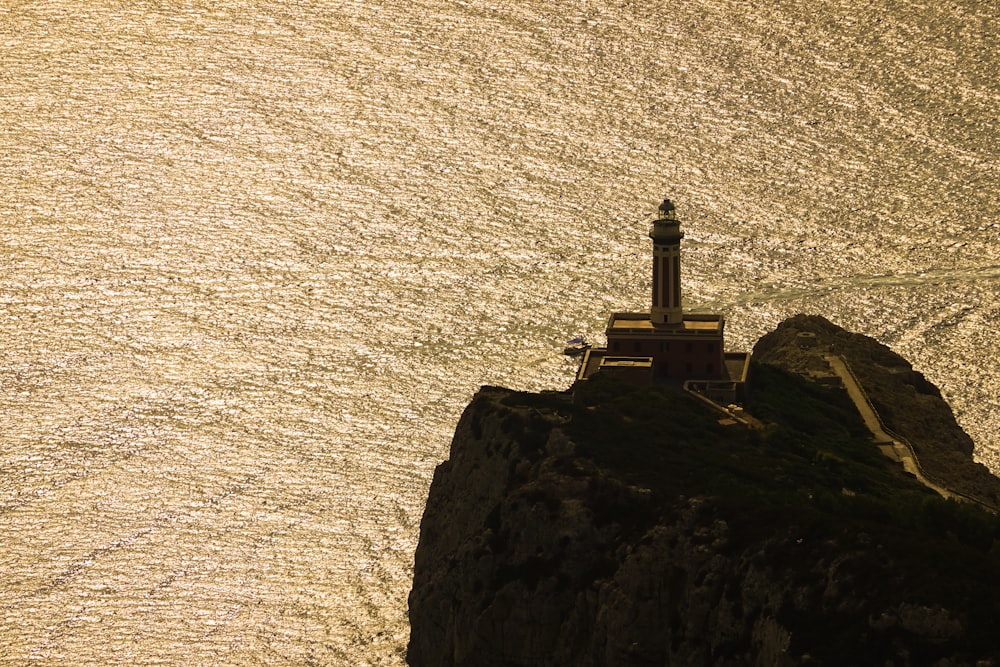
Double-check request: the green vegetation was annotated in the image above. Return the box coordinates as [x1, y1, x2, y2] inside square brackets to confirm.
[564, 363, 1000, 555]
[753, 313, 1000, 509]
[546, 363, 1000, 658]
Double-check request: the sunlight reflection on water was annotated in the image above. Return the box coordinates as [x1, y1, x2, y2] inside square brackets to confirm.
[1, 0, 997, 663]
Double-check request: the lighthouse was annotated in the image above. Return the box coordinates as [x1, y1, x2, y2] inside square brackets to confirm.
[575, 197, 749, 398]
[650, 199, 684, 326]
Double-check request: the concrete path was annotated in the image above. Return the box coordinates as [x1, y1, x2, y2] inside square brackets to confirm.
[823, 355, 955, 500]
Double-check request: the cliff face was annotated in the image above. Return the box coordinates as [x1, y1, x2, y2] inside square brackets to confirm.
[408, 317, 1000, 666]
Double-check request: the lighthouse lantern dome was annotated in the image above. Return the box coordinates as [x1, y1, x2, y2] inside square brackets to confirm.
[657, 199, 677, 221]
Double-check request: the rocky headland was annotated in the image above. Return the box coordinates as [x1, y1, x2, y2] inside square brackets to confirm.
[408, 315, 1000, 666]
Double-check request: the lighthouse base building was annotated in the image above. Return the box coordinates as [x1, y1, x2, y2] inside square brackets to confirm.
[576, 199, 749, 402]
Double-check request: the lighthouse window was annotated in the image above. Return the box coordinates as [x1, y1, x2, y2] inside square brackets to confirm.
[672, 256, 681, 305]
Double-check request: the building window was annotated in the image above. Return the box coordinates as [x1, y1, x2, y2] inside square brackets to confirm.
[613, 341, 620, 352]
[634, 341, 641, 352]
[685, 362, 693, 375]
[652, 256, 660, 307]
[707, 342, 715, 353]
[685, 342, 693, 353]
[672, 256, 681, 307]
[707, 363, 714, 376]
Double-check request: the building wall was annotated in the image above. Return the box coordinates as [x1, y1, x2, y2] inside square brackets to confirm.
[597, 357, 655, 385]
[607, 335, 725, 379]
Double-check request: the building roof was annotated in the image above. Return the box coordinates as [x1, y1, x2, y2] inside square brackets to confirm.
[607, 311, 724, 334]
[576, 348, 749, 384]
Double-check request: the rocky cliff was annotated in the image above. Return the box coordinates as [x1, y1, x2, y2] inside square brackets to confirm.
[408, 316, 1000, 666]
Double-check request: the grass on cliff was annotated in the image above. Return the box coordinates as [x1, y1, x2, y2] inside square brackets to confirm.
[755, 313, 1000, 508]
[565, 363, 1000, 554]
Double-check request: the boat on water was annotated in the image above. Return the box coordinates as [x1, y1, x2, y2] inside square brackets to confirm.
[563, 336, 590, 356]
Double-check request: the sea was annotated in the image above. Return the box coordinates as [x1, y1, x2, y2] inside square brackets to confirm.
[1, 0, 997, 664]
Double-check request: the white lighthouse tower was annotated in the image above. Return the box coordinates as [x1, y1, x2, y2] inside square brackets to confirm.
[649, 198, 684, 325]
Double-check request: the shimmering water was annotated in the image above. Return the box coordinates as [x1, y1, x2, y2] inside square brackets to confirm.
[1, 1, 997, 663]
